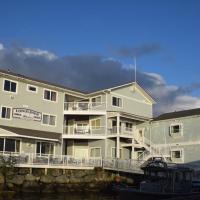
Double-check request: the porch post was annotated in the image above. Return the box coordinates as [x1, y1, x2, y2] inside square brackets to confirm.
[131, 139, 134, 159]
[116, 114, 120, 158]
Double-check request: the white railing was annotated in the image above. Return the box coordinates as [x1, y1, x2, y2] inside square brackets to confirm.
[103, 158, 143, 173]
[107, 126, 134, 137]
[63, 126, 106, 136]
[64, 102, 106, 111]
[0, 153, 102, 168]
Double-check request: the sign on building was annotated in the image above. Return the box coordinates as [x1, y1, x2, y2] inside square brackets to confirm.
[13, 108, 42, 122]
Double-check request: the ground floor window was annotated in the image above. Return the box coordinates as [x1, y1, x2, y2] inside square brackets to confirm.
[90, 147, 101, 157]
[0, 138, 20, 153]
[36, 141, 54, 156]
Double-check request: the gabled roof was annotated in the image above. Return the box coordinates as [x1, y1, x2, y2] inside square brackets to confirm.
[153, 108, 200, 121]
[88, 82, 156, 104]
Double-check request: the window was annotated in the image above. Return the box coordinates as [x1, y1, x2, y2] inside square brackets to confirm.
[36, 142, 54, 155]
[170, 124, 182, 137]
[1, 106, 11, 119]
[90, 147, 101, 157]
[91, 96, 102, 106]
[0, 138, 20, 153]
[125, 122, 133, 131]
[3, 79, 17, 93]
[91, 119, 101, 129]
[27, 84, 37, 93]
[44, 89, 57, 102]
[112, 96, 122, 107]
[42, 114, 56, 126]
[171, 150, 183, 159]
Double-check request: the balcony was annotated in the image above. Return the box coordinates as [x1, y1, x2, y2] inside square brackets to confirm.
[107, 126, 134, 138]
[63, 125, 106, 139]
[64, 102, 106, 115]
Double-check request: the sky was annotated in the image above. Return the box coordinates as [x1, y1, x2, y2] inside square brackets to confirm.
[0, 0, 200, 116]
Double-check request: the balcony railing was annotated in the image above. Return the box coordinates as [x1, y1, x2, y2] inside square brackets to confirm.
[107, 126, 134, 137]
[63, 126, 106, 136]
[64, 102, 106, 112]
[0, 152, 102, 168]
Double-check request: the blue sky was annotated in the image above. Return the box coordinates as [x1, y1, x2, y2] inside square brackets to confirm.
[0, 0, 200, 115]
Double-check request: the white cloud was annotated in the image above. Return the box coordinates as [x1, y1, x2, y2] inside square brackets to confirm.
[0, 43, 4, 50]
[22, 48, 57, 60]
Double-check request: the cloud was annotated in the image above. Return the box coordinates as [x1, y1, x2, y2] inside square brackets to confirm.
[117, 43, 162, 58]
[0, 43, 4, 50]
[0, 43, 200, 116]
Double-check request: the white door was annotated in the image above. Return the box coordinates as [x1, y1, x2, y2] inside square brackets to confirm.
[74, 148, 88, 158]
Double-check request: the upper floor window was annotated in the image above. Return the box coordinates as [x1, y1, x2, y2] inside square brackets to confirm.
[112, 96, 122, 107]
[170, 124, 182, 137]
[91, 96, 102, 106]
[1, 106, 11, 119]
[3, 79, 17, 93]
[90, 147, 101, 157]
[91, 118, 101, 129]
[44, 89, 57, 102]
[125, 122, 133, 131]
[42, 114, 56, 126]
[27, 84, 37, 93]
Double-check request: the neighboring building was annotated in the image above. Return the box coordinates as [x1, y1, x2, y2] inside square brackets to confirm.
[0, 69, 155, 162]
[137, 108, 200, 164]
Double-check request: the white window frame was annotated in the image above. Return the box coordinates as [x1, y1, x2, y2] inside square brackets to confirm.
[2, 78, 18, 94]
[43, 88, 57, 102]
[90, 118, 101, 130]
[91, 95, 102, 107]
[27, 84, 38, 93]
[111, 95, 123, 108]
[171, 148, 184, 163]
[170, 123, 183, 137]
[0, 138, 21, 153]
[0, 106, 12, 120]
[41, 113, 57, 126]
[90, 147, 102, 158]
[35, 140, 55, 156]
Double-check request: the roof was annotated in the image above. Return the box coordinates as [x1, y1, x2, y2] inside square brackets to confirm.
[0, 69, 86, 95]
[0, 125, 61, 141]
[153, 108, 200, 121]
[88, 82, 156, 104]
[0, 69, 155, 102]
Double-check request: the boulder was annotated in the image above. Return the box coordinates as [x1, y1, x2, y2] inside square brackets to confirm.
[7, 175, 24, 185]
[25, 174, 37, 182]
[55, 175, 69, 184]
[40, 175, 54, 184]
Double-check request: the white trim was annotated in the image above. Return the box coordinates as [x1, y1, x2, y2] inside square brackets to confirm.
[43, 88, 58, 103]
[26, 84, 38, 93]
[169, 123, 183, 138]
[41, 113, 57, 127]
[89, 147, 102, 157]
[111, 95, 123, 108]
[111, 91, 152, 105]
[35, 140, 55, 156]
[0, 105, 12, 120]
[170, 148, 184, 163]
[2, 78, 18, 94]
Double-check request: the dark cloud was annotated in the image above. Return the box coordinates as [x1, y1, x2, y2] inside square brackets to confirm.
[117, 43, 162, 58]
[0, 44, 200, 116]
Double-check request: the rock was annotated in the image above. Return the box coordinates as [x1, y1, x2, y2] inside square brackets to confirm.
[18, 168, 30, 175]
[69, 177, 82, 183]
[55, 175, 69, 184]
[7, 175, 24, 185]
[40, 175, 54, 184]
[41, 184, 55, 193]
[48, 169, 63, 177]
[25, 174, 37, 182]
[72, 170, 86, 178]
[126, 177, 134, 185]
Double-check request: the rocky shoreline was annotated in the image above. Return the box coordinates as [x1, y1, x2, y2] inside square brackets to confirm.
[0, 167, 135, 194]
